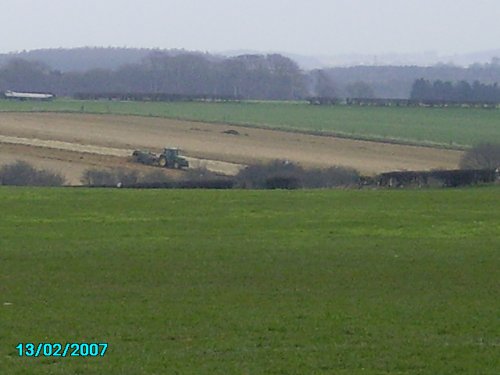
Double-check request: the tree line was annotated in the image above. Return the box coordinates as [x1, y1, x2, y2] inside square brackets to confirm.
[0, 52, 314, 100]
[322, 62, 500, 98]
[1, 48, 499, 100]
[410, 78, 500, 103]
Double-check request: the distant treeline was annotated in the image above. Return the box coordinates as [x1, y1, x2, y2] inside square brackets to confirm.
[0, 53, 310, 100]
[1, 47, 499, 100]
[74, 92, 241, 102]
[307, 97, 499, 108]
[0, 47, 154, 72]
[323, 63, 500, 99]
[410, 78, 500, 103]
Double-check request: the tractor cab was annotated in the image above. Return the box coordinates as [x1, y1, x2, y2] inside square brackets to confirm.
[158, 147, 189, 169]
[164, 148, 180, 159]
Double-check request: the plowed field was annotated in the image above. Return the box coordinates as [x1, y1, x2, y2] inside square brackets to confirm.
[0, 113, 463, 184]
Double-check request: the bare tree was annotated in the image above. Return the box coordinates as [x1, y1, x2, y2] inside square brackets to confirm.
[460, 143, 500, 169]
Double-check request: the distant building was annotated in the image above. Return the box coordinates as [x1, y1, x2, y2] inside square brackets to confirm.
[3, 90, 55, 101]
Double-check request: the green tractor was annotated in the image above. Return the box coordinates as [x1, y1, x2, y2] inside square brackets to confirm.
[158, 148, 189, 169]
[132, 147, 189, 169]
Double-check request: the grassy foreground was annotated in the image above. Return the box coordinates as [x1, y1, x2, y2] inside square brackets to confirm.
[1, 99, 499, 147]
[0, 187, 499, 374]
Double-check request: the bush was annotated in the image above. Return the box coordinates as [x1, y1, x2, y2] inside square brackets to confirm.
[140, 170, 173, 184]
[265, 176, 300, 189]
[303, 166, 360, 188]
[114, 169, 140, 185]
[81, 169, 117, 186]
[236, 160, 303, 189]
[460, 143, 500, 170]
[236, 160, 360, 189]
[81, 168, 140, 186]
[0, 161, 65, 186]
[183, 168, 221, 181]
[179, 168, 234, 189]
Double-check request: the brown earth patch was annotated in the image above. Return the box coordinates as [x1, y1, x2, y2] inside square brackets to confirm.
[0, 112, 463, 182]
[0, 143, 181, 185]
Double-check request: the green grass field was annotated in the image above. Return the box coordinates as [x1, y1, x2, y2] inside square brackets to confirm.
[1, 187, 499, 374]
[1, 99, 499, 148]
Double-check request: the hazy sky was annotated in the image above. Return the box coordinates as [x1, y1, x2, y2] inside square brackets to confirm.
[1, 0, 499, 55]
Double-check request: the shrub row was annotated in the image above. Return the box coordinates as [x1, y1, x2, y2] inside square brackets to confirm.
[0, 161, 65, 186]
[3, 146, 497, 189]
[79, 161, 360, 189]
[81, 167, 233, 189]
[235, 160, 360, 189]
[375, 169, 498, 188]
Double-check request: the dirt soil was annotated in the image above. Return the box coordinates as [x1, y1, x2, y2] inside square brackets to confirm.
[0, 112, 463, 184]
[0, 143, 184, 185]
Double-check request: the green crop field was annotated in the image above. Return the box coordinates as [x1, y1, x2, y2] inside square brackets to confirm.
[1, 187, 499, 374]
[1, 99, 499, 148]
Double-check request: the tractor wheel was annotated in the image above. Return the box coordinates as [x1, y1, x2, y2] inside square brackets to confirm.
[159, 156, 167, 168]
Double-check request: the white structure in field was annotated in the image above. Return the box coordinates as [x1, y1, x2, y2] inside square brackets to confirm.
[3, 90, 54, 100]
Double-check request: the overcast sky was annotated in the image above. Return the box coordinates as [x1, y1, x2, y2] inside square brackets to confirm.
[1, 0, 499, 56]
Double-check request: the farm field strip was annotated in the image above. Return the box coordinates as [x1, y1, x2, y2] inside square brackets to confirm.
[0, 134, 130, 157]
[1, 99, 499, 147]
[0, 112, 463, 174]
[0, 188, 499, 374]
[0, 134, 244, 176]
